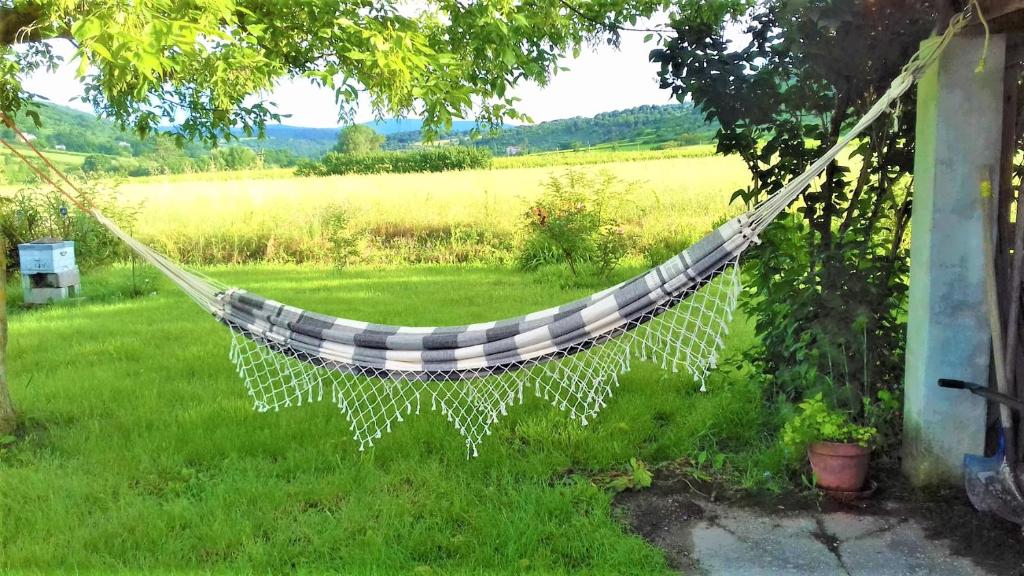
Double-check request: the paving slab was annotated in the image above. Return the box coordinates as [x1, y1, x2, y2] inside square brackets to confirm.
[617, 482, 1024, 576]
[683, 499, 994, 575]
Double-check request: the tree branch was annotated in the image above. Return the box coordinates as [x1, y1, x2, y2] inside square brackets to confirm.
[1, 5, 42, 45]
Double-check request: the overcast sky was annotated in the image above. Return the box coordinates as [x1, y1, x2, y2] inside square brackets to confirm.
[21, 30, 676, 129]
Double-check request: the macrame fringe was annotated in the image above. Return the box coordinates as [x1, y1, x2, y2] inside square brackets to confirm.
[229, 259, 742, 457]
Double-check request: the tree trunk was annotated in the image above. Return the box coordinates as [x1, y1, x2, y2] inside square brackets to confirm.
[0, 240, 15, 435]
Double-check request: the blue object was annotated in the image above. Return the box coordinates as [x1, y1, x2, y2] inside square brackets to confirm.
[17, 240, 76, 273]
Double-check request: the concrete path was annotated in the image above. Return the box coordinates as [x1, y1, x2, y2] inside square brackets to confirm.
[687, 500, 989, 575]
[617, 485, 1024, 576]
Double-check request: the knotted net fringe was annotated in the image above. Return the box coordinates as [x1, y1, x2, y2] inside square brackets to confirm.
[228, 257, 741, 456]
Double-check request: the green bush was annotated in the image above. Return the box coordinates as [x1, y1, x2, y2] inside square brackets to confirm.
[296, 146, 491, 176]
[0, 182, 140, 271]
[210, 146, 260, 171]
[81, 154, 122, 174]
[518, 170, 632, 277]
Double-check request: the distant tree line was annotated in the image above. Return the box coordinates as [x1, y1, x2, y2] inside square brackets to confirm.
[381, 103, 718, 154]
[297, 125, 491, 175]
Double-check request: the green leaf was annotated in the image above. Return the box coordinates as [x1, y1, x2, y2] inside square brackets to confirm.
[76, 54, 91, 77]
[90, 42, 112, 61]
[72, 17, 103, 41]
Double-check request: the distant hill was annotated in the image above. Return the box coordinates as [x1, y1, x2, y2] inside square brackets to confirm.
[1, 102, 151, 156]
[235, 119, 481, 157]
[0, 101, 718, 184]
[0, 103, 480, 160]
[363, 118, 478, 136]
[384, 103, 718, 154]
[234, 125, 338, 157]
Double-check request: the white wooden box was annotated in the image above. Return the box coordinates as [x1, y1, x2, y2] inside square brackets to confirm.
[17, 240, 76, 273]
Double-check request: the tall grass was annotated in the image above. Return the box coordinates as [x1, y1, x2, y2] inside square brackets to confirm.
[113, 155, 749, 266]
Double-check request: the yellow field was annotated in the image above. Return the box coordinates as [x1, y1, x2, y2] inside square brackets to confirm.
[124, 155, 748, 235]
[0, 154, 751, 265]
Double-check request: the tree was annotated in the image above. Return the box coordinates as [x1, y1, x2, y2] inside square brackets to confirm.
[81, 154, 119, 174]
[211, 146, 259, 171]
[0, 1, 668, 143]
[652, 0, 938, 442]
[0, 0, 671, 430]
[334, 125, 385, 155]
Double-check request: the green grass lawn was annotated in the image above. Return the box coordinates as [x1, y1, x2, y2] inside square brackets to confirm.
[0, 264, 779, 574]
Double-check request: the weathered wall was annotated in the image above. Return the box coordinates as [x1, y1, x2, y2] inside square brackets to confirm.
[903, 33, 1007, 485]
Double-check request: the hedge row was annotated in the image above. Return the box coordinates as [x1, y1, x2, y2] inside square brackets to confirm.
[296, 146, 491, 176]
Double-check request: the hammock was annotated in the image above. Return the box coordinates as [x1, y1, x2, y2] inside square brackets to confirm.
[2, 15, 967, 455]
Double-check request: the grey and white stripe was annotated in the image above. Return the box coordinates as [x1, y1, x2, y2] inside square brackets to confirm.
[216, 216, 755, 380]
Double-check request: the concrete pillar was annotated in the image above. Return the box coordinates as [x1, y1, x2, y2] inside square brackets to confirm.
[903, 34, 1007, 485]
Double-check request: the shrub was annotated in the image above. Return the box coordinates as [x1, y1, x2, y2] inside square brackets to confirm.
[210, 146, 260, 171]
[81, 154, 121, 174]
[0, 181, 140, 271]
[518, 170, 632, 277]
[296, 146, 491, 176]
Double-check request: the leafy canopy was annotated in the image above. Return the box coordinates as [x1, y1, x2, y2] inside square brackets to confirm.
[1, 1, 670, 144]
[334, 125, 385, 155]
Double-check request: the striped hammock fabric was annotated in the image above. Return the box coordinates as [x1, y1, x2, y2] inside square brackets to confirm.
[218, 217, 754, 379]
[91, 43, 922, 453]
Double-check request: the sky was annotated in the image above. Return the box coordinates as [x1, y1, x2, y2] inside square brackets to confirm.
[21, 30, 676, 129]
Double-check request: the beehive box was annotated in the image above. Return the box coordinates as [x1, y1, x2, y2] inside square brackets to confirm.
[17, 240, 76, 273]
[17, 239, 81, 305]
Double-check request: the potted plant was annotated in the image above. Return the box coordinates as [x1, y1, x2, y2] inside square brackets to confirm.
[782, 393, 877, 493]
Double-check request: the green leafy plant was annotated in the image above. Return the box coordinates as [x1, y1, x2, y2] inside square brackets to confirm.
[782, 393, 877, 455]
[688, 448, 727, 483]
[519, 170, 632, 277]
[604, 457, 654, 493]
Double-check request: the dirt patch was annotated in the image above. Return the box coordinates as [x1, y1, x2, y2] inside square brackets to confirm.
[615, 472, 709, 573]
[615, 466, 1024, 575]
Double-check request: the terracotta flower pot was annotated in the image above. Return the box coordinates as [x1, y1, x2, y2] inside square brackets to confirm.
[807, 441, 870, 492]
